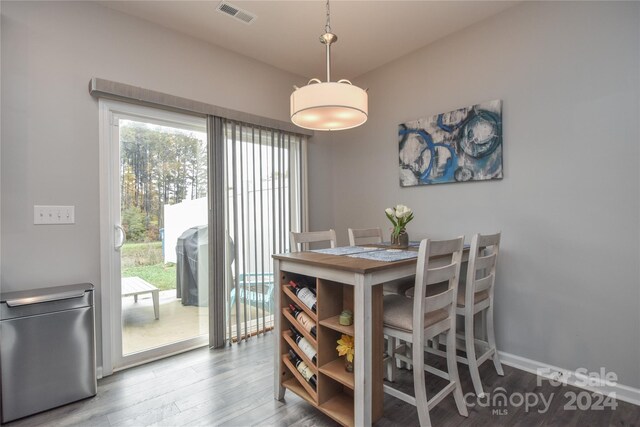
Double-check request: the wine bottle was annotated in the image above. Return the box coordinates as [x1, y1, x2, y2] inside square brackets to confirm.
[288, 303, 316, 337]
[289, 280, 317, 312]
[289, 326, 317, 365]
[288, 349, 317, 389]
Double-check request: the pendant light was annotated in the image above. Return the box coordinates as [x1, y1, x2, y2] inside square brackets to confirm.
[290, 0, 368, 131]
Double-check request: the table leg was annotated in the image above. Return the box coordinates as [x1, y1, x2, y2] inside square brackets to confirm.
[152, 290, 159, 320]
[273, 260, 285, 401]
[354, 274, 372, 426]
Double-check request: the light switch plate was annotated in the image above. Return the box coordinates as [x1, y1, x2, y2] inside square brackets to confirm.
[34, 205, 75, 225]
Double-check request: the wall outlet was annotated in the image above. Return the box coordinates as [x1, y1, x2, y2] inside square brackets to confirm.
[34, 205, 75, 225]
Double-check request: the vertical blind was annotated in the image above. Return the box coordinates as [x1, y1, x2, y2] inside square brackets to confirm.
[222, 119, 306, 343]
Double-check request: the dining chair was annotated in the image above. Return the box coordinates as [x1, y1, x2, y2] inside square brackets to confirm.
[383, 237, 468, 427]
[424, 232, 504, 397]
[347, 227, 383, 246]
[289, 229, 337, 253]
[458, 232, 504, 396]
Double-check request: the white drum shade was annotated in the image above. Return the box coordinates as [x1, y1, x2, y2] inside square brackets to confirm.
[290, 82, 368, 131]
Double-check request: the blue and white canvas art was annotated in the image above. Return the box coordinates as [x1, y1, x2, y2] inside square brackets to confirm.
[399, 100, 503, 186]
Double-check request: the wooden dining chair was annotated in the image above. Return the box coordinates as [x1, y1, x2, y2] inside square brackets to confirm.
[383, 237, 468, 427]
[425, 232, 504, 397]
[347, 227, 383, 246]
[458, 232, 504, 396]
[289, 229, 337, 253]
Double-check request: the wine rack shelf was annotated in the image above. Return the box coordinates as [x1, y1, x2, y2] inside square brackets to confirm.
[282, 355, 318, 403]
[283, 379, 354, 427]
[282, 331, 317, 375]
[282, 285, 317, 322]
[282, 378, 315, 405]
[281, 308, 317, 347]
[320, 393, 354, 427]
[319, 315, 354, 336]
[319, 357, 354, 390]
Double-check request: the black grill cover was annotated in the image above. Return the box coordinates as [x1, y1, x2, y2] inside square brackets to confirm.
[176, 225, 208, 306]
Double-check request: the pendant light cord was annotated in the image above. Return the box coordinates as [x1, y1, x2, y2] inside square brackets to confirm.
[325, 0, 331, 33]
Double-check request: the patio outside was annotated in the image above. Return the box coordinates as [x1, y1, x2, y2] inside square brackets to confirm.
[119, 118, 210, 355]
[121, 240, 275, 354]
[121, 241, 208, 355]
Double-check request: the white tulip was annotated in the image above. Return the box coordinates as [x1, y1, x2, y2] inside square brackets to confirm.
[386, 204, 413, 227]
[395, 206, 407, 218]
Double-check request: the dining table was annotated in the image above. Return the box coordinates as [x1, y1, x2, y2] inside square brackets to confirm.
[273, 242, 469, 426]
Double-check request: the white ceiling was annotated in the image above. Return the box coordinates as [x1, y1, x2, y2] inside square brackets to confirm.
[100, 1, 517, 80]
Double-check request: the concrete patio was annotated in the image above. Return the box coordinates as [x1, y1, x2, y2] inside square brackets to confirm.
[122, 290, 273, 354]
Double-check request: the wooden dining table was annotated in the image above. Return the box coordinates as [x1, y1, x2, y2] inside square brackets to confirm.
[273, 244, 469, 426]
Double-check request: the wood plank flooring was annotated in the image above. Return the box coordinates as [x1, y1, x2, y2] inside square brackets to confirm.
[6, 335, 639, 426]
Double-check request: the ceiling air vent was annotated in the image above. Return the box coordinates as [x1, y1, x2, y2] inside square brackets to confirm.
[217, 1, 257, 25]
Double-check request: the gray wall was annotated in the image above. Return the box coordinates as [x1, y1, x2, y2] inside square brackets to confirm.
[306, 132, 335, 233]
[3, 0, 639, 390]
[0, 1, 317, 367]
[320, 1, 640, 388]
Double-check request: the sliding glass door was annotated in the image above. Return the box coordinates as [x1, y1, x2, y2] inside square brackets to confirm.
[103, 100, 210, 369]
[100, 101, 307, 371]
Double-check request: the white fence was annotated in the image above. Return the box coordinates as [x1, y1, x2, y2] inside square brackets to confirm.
[163, 197, 208, 263]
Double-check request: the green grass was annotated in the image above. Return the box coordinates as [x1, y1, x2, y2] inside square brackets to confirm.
[121, 241, 176, 291]
[121, 241, 164, 267]
[122, 263, 176, 291]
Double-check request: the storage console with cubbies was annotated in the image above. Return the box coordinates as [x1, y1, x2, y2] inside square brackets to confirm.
[273, 246, 467, 425]
[273, 262, 385, 427]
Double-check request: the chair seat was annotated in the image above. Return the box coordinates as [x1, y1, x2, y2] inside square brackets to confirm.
[404, 283, 489, 307]
[382, 276, 415, 296]
[383, 294, 449, 333]
[456, 284, 489, 307]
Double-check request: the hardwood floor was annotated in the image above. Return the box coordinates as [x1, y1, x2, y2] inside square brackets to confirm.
[6, 335, 639, 427]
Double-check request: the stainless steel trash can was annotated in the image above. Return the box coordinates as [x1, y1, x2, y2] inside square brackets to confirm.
[0, 283, 97, 423]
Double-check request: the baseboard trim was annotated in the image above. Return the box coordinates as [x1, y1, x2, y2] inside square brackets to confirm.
[498, 351, 640, 407]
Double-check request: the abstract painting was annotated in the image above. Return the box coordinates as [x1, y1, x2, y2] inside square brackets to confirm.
[399, 99, 503, 186]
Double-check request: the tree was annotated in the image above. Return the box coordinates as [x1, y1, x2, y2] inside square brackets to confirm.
[122, 206, 146, 242]
[119, 121, 207, 242]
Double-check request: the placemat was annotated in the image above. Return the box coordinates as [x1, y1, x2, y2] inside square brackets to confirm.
[347, 249, 419, 262]
[376, 241, 422, 247]
[309, 246, 383, 256]
[380, 241, 471, 248]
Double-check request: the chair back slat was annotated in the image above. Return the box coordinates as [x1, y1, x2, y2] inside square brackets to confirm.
[429, 238, 464, 257]
[474, 252, 497, 271]
[478, 233, 500, 248]
[348, 227, 383, 246]
[427, 262, 457, 285]
[425, 288, 455, 312]
[290, 230, 337, 252]
[475, 273, 494, 293]
[465, 232, 500, 304]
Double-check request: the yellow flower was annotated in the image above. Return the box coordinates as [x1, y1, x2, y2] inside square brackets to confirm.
[336, 334, 355, 363]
